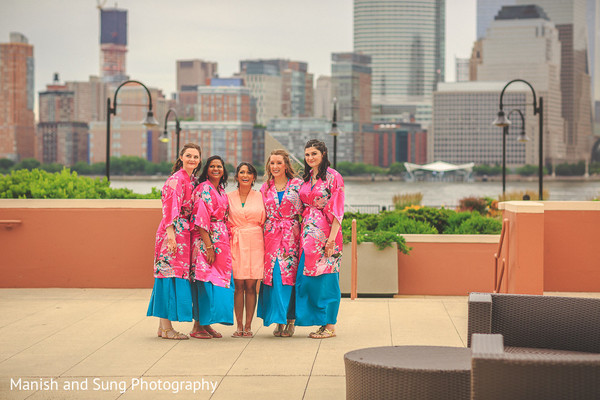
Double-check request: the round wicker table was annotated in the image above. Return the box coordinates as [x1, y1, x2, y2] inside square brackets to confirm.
[344, 346, 471, 400]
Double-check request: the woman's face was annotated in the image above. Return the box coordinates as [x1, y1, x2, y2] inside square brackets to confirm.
[269, 155, 286, 178]
[180, 148, 201, 173]
[208, 159, 224, 182]
[304, 146, 323, 169]
[236, 165, 254, 189]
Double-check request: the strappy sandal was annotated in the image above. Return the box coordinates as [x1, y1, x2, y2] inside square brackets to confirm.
[242, 329, 254, 338]
[273, 324, 284, 337]
[232, 330, 244, 338]
[281, 320, 295, 337]
[309, 327, 336, 339]
[189, 330, 212, 339]
[204, 326, 222, 338]
[161, 328, 189, 340]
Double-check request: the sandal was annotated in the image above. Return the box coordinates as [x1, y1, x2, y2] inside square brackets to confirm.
[231, 330, 244, 338]
[242, 329, 254, 338]
[273, 324, 284, 337]
[161, 328, 189, 340]
[281, 321, 295, 337]
[204, 326, 222, 338]
[189, 330, 212, 339]
[309, 328, 336, 339]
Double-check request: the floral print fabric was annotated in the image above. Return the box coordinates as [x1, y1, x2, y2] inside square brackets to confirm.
[299, 168, 345, 276]
[153, 169, 194, 279]
[261, 177, 304, 286]
[191, 181, 232, 288]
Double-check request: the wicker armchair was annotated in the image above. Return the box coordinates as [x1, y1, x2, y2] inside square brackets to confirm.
[467, 292, 600, 353]
[471, 333, 600, 400]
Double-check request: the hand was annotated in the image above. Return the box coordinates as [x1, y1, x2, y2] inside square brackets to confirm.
[206, 248, 216, 264]
[167, 238, 177, 254]
[325, 239, 335, 258]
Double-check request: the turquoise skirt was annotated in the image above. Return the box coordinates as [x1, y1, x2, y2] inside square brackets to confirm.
[191, 279, 234, 326]
[146, 277, 193, 322]
[295, 252, 341, 327]
[257, 259, 295, 326]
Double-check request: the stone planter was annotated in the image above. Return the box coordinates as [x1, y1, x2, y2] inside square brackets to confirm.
[339, 242, 398, 295]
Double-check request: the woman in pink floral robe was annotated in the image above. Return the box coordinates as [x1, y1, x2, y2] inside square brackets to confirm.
[257, 149, 304, 337]
[296, 139, 344, 339]
[147, 143, 202, 340]
[189, 155, 233, 339]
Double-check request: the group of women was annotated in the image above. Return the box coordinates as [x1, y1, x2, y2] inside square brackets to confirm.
[147, 139, 344, 341]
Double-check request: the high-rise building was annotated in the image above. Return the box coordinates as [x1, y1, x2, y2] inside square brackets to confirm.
[37, 75, 88, 165]
[588, 0, 600, 106]
[100, 7, 128, 84]
[0, 33, 35, 161]
[354, 0, 445, 127]
[176, 59, 218, 120]
[331, 53, 372, 125]
[515, 0, 593, 161]
[431, 82, 532, 165]
[313, 76, 332, 119]
[89, 86, 168, 163]
[363, 122, 427, 167]
[65, 76, 107, 124]
[455, 57, 471, 82]
[476, 0, 516, 39]
[476, 5, 566, 164]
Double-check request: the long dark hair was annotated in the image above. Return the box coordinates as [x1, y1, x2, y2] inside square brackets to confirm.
[198, 155, 228, 188]
[171, 143, 202, 176]
[302, 139, 330, 182]
[235, 162, 258, 188]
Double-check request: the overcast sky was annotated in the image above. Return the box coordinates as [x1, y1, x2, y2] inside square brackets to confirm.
[1, 0, 476, 101]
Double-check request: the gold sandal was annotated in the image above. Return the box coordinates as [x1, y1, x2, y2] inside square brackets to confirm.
[281, 320, 295, 337]
[309, 327, 335, 339]
[273, 324, 284, 337]
[161, 328, 189, 340]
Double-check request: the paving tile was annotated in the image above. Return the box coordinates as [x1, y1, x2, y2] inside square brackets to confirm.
[210, 376, 308, 400]
[120, 375, 220, 399]
[304, 376, 346, 400]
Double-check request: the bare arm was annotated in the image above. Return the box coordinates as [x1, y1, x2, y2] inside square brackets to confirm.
[325, 218, 341, 257]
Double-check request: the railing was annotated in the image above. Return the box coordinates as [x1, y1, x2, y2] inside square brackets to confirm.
[493, 218, 510, 293]
[351, 219, 358, 300]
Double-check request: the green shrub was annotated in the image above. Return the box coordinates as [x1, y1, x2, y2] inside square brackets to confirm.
[387, 162, 406, 176]
[455, 214, 502, 234]
[0, 168, 160, 199]
[403, 207, 454, 233]
[555, 161, 585, 176]
[444, 212, 475, 234]
[473, 164, 502, 176]
[516, 164, 548, 176]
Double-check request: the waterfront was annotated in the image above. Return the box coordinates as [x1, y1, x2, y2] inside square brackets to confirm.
[111, 177, 600, 207]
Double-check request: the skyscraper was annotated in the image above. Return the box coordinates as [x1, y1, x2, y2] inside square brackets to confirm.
[313, 76, 332, 119]
[455, 57, 470, 82]
[476, 0, 516, 39]
[176, 59, 218, 120]
[516, 0, 593, 161]
[0, 33, 35, 161]
[354, 0, 445, 126]
[331, 52, 372, 125]
[100, 7, 128, 84]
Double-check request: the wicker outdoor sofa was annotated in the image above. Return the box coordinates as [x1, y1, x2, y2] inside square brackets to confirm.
[468, 292, 600, 399]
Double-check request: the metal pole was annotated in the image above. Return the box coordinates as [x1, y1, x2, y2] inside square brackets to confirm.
[106, 98, 111, 181]
[538, 97, 544, 200]
[176, 121, 181, 155]
[502, 125, 507, 197]
[333, 135, 337, 170]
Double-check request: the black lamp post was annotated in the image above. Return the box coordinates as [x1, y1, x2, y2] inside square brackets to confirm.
[106, 80, 159, 181]
[330, 97, 340, 169]
[497, 109, 527, 197]
[160, 108, 181, 158]
[493, 79, 544, 200]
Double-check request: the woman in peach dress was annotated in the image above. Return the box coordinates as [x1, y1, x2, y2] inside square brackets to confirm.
[227, 162, 265, 338]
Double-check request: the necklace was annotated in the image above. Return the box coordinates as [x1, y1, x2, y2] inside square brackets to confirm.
[275, 179, 288, 191]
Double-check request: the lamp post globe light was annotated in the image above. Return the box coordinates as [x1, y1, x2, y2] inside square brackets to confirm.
[105, 80, 159, 181]
[493, 79, 544, 200]
[160, 108, 182, 159]
[330, 97, 341, 169]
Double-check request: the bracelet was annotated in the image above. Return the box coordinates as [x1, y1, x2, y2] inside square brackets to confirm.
[205, 244, 214, 250]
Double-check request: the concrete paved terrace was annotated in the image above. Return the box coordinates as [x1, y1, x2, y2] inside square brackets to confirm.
[1, 289, 598, 399]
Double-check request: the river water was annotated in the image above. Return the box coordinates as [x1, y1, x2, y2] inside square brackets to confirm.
[111, 177, 600, 208]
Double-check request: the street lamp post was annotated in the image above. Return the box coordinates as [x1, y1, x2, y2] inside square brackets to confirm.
[330, 97, 340, 169]
[105, 80, 159, 181]
[160, 108, 181, 158]
[499, 109, 526, 197]
[493, 79, 544, 200]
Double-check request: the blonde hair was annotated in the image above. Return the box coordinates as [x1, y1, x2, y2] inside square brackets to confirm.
[265, 149, 297, 182]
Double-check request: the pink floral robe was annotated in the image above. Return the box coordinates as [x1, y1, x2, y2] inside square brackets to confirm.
[153, 168, 194, 279]
[260, 178, 304, 286]
[299, 168, 345, 276]
[227, 189, 266, 280]
[191, 181, 232, 288]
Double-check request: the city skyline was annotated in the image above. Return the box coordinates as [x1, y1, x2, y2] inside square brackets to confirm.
[1, 0, 476, 120]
